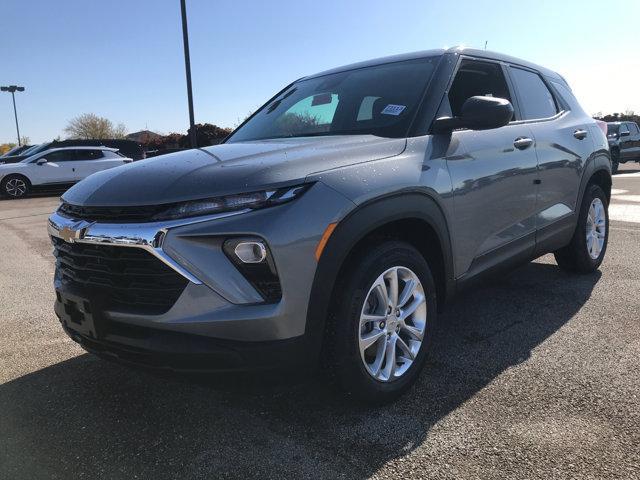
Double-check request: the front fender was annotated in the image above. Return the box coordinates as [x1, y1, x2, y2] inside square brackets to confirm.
[304, 191, 455, 358]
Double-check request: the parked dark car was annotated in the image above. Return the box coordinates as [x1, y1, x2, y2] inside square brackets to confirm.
[49, 47, 611, 403]
[607, 121, 640, 173]
[0, 144, 42, 164]
[1, 145, 32, 157]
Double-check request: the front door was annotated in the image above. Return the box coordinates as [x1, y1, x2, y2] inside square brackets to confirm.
[443, 59, 539, 277]
[622, 122, 640, 161]
[30, 150, 79, 185]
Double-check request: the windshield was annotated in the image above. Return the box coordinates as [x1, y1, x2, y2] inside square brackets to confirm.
[22, 143, 51, 157]
[607, 124, 619, 135]
[227, 57, 439, 143]
[1, 146, 22, 157]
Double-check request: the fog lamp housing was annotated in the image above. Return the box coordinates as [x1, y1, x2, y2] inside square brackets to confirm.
[223, 237, 281, 303]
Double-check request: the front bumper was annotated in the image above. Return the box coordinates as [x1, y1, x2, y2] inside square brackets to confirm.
[57, 300, 311, 373]
[49, 182, 355, 369]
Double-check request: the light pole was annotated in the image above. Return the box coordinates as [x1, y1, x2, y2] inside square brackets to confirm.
[1, 85, 25, 145]
[180, 0, 197, 149]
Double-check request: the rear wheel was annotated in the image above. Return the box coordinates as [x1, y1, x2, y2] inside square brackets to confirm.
[1, 175, 30, 198]
[324, 241, 437, 404]
[554, 184, 608, 273]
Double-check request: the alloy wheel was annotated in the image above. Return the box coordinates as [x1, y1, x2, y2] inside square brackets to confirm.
[5, 178, 27, 197]
[586, 197, 606, 260]
[358, 266, 427, 382]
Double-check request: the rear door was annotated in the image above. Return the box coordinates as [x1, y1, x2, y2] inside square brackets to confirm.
[73, 149, 127, 180]
[508, 67, 593, 236]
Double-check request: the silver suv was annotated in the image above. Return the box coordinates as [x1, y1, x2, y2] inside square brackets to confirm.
[48, 47, 611, 403]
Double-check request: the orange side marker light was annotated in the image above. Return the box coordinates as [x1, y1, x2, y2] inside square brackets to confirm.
[315, 222, 338, 261]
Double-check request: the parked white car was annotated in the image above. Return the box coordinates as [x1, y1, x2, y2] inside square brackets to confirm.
[0, 146, 132, 198]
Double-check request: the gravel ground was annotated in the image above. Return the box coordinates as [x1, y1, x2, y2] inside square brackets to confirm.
[1, 165, 639, 479]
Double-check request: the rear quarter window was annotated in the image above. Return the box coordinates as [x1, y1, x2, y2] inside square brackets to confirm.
[75, 150, 105, 160]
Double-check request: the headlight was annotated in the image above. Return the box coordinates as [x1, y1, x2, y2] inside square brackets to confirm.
[151, 183, 311, 221]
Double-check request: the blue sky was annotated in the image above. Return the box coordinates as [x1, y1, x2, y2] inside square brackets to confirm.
[1, 0, 639, 144]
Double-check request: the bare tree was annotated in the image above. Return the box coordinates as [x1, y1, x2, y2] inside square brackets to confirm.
[64, 113, 127, 139]
[275, 112, 322, 136]
[112, 123, 127, 138]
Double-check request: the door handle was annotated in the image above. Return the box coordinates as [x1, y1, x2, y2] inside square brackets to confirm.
[513, 137, 534, 150]
[574, 129, 588, 140]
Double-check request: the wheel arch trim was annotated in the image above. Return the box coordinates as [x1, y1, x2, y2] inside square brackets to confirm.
[304, 190, 455, 356]
[578, 151, 612, 207]
[1, 172, 31, 183]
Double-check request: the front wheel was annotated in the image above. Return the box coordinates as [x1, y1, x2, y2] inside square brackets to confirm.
[324, 241, 437, 404]
[610, 150, 620, 174]
[554, 184, 609, 273]
[1, 175, 30, 198]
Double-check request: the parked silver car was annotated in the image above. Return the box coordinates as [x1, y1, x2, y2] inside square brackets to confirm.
[48, 47, 611, 403]
[1, 146, 131, 198]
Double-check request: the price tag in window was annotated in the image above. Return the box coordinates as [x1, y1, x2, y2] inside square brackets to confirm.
[381, 104, 406, 116]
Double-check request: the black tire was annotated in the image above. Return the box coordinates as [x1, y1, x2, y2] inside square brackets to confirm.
[610, 150, 620, 174]
[554, 184, 609, 273]
[1, 174, 30, 198]
[324, 241, 438, 404]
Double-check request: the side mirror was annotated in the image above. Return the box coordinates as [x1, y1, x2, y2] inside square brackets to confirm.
[36, 158, 47, 165]
[620, 130, 630, 137]
[432, 96, 514, 133]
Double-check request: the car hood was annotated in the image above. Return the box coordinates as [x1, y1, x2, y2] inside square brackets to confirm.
[0, 155, 28, 164]
[62, 135, 406, 206]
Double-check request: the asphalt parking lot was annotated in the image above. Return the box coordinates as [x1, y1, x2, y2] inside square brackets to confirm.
[1, 165, 639, 480]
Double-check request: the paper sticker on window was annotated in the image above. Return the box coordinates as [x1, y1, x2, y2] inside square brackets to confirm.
[381, 104, 406, 116]
[312, 93, 333, 106]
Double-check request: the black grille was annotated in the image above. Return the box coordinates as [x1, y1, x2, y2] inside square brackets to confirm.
[52, 237, 188, 315]
[238, 264, 282, 302]
[58, 203, 168, 223]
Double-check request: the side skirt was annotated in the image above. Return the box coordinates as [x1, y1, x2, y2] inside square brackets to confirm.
[455, 214, 577, 294]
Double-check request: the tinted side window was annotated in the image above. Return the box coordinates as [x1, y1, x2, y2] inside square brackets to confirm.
[75, 150, 105, 160]
[42, 150, 76, 162]
[510, 67, 558, 120]
[620, 123, 630, 134]
[627, 123, 639, 135]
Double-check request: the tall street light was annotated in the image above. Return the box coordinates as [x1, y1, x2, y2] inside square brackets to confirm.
[1, 85, 25, 145]
[180, 0, 197, 149]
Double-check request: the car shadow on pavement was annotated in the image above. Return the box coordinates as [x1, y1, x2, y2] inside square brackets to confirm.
[0, 261, 601, 479]
[615, 167, 640, 175]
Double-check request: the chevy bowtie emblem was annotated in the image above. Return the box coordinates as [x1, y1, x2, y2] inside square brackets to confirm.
[59, 225, 84, 243]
